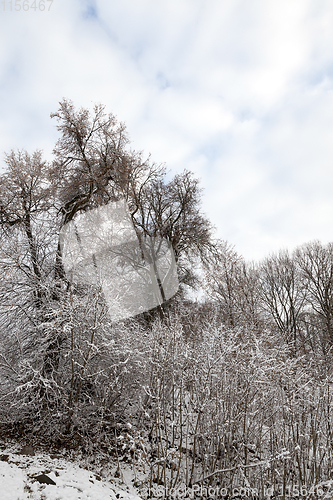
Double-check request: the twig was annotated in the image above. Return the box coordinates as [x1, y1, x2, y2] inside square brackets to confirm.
[193, 460, 270, 485]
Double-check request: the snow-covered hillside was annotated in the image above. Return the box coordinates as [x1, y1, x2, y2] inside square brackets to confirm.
[0, 441, 143, 500]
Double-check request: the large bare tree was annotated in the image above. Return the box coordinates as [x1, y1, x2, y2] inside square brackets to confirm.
[51, 99, 214, 291]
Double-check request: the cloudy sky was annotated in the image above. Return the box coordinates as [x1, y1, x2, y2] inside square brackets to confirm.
[1, 0, 333, 262]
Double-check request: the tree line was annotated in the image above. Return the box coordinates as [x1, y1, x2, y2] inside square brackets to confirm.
[204, 239, 333, 358]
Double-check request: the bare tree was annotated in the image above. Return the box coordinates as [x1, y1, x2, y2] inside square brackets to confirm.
[51, 99, 215, 297]
[50, 98, 164, 220]
[258, 250, 307, 353]
[0, 151, 57, 311]
[295, 241, 333, 353]
[0, 150, 62, 374]
[204, 241, 261, 329]
[132, 170, 215, 290]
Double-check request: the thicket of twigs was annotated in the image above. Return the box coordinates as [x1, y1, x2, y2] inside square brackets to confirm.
[2, 294, 333, 499]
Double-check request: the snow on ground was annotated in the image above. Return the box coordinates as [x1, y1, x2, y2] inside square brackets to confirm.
[0, 442, 143, 500]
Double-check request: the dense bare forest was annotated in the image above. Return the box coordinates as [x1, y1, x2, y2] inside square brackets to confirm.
[1, 100, 333, 499]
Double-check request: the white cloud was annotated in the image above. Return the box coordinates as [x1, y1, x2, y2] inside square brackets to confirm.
[1, 0, 333, 261]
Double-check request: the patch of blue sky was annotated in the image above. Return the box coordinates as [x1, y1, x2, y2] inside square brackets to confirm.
[238, 108, 256, 123]
[306, 66, 333, 90]
[198, 130, 234, 161]
[156, 71, 170, 90]
[0, 62, 21, 92]
[81, 0, 98, 21]
[128, 43, 147, 62]
[269, 170, 296, 193]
